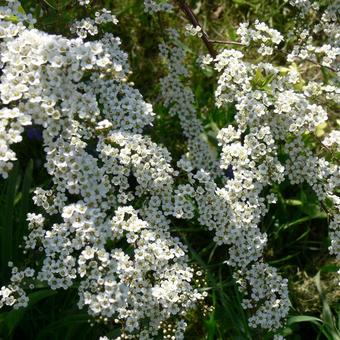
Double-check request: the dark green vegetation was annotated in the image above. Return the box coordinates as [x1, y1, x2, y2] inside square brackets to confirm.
[0, 0, 339, 339]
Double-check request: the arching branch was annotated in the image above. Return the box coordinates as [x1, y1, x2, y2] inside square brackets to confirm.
[173, 0, 217, 58]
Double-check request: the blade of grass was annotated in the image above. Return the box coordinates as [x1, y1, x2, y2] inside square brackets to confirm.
[36, 313, 90, 340]
[0, 289, 57, 337]
[16, 159, 33, 250]
[0, 163, 20, 281]
[314, 271, 340, 339]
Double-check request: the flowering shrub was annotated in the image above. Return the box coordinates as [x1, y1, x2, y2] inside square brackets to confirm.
[0, 0, 339, 339]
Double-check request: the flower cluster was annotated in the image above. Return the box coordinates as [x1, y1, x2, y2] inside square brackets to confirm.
[184, 24, 202, 38]
[0, 1, 203, 338]
[159, 28, 219, 173]
[288, 0, 319, 13]
[236, 262, 289, 330]
[287, 2, 339, 69]
[78, 0, 90, 6]
[211, 3, 339, 326]
[145, 8, 290, 330]
[323, 130, 340, 152]
[284, 137, 338, 200]
[328, 198, 340, 264]
[0, 265, 33, 309]
[142, 0, 339, 334]
[0, 1, 36, 177]
[70, 9, 118, 39]
[143, 0, 173, 14]
[237, 20, 283, 55]
[0, 108, 31, 178]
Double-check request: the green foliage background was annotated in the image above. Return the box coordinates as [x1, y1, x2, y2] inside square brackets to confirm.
[0, 0, 339, 339]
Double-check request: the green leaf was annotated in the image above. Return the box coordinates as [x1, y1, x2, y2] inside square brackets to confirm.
[36, 313, 90, 339]
[320, 264, 340, 273]
[2, 290, 57, 335]
[280, 214, 327, 230]
[204, 311, 217, 340]
[17, 159, 33, 248]
[0, 163, 19, 280]
[288, 315, 323, 325]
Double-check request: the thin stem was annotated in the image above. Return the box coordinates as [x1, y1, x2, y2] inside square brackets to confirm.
[209, 38, 338, 72]
[173, 0, 217, 58]
[209, 39, 245, 46]
[277, 50, 338, 73]
[173, 0, 338, 74]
